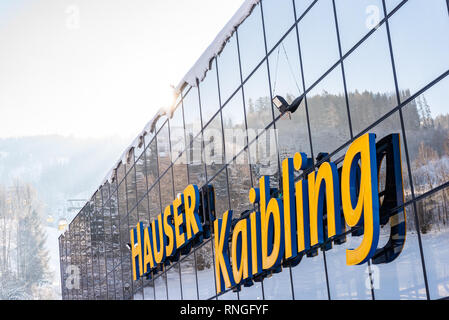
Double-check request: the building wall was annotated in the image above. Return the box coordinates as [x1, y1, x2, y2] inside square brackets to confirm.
[59, 0, 449, 300]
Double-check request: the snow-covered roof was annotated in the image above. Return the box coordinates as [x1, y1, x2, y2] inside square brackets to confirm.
[174, 0, 260, 93]
[95, 0, 261, 195]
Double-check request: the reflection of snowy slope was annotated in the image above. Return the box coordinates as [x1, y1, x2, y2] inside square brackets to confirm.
[421, 229, 449, 299]
[133, 229, 449, 300]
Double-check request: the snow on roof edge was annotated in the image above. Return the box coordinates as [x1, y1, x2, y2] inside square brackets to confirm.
[91, 0, 261, 211]
[174, 0, 261, 93]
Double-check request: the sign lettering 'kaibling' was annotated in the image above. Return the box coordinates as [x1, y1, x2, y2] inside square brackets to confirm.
[129, 133, 406, 295]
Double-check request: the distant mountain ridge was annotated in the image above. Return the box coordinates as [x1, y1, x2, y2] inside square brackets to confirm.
[0, 135, 131, 217]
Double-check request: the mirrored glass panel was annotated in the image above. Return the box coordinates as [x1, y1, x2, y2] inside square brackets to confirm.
[173, 152, 189, 196]
[200, 59, 221, 126]
[307, 65, 350, 155]
[249, 128, 280, 190]
[344, 24, 397, 135]
[237, 3, 266, 80]
[244, 62, 273, 131]
[196, 241, 217, 300]
[183, 87, 202, 139]
[276, 98, 310, 177]
[389, 0, 449, 98]
[187, 134, 206, 187]
[143, 277, 155, 300]
[237, 280, 263, 300]
[298, 0, 340, 89]
[335, 0, 384, 54]
[268, 28, 303, 113]
[167, 264, 182, 300]
[291, 253, 328, 300]
[217, 34, 242, 104]
[262, 0, 295, 52]
[204, 113, 225, 180]
[373, 204, 427, 300]
[110, 191, 121, 268]
[385, 0, 403, 13]
[158, 121, 171, 176]
[218, 289, 238, 300]
[222, 89, 247, 163]
[403, 75, 449, 196]
[114, 264, 123, 300]
[159, 169, 174, 211]
[294, 0, 315, 18]
[210, 168, 230, 219]
[169, 104, 185, 162]
[368, 111, 412, 201]
[145, 138, 159, 190]
[148, 182, 161, 222]
[263, 268, 294, 300]
[416, 187, 449, 299]
[227, 149, 253, 215]
[180, 254, 198, 300]
[154, 272, 168, 300]
[325, 237, 373, 300]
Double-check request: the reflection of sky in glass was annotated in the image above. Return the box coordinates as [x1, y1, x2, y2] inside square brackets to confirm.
[294, 0, 315, 18]
[183, 87, 202, 138]
[385, 0, 403, 13]
[389, 0, 449, 98]
[237, 3, 265, 80]
[199, 59, 220, 126]
[0, 0, 28, 28]
[262, 0, 295, 52]
[217, 35, 241, 104]
[344, 25, 395, 96]
[298, 0, 340, 89]
[243, 62, 273, 130]
[335, 0, 384, 54]
[269, 28, 303, 100]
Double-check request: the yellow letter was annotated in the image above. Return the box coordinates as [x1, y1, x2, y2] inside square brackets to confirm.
[173, 194, 186, 249]
[231, 219, 250, 285]
[341, 133, 380, 265]
[282, 158, 297, 260]
[261, 198, 284, 270]
[143, 226, 154, 274]
[184, 184, 203, 241]
[163, 205, 175, 257]
[151, 214, 166, 264]
[295, 179, 310, 253]
[308, 161, 342, 247]
[214, 211, 235, 294]
[250, 211, 262, 276]
[130, 222, 143, 281]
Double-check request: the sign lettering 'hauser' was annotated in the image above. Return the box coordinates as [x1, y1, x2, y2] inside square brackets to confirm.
[129, 133, 407, 295]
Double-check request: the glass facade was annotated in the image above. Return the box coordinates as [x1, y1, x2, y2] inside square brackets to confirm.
[59, 0, 449, 300]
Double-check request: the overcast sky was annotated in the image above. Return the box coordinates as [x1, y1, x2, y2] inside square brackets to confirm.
[0, 0, 244, 139]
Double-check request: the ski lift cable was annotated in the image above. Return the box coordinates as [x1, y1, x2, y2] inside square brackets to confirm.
[281, 43, 302, 96]
[272, 46, 281, 96]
